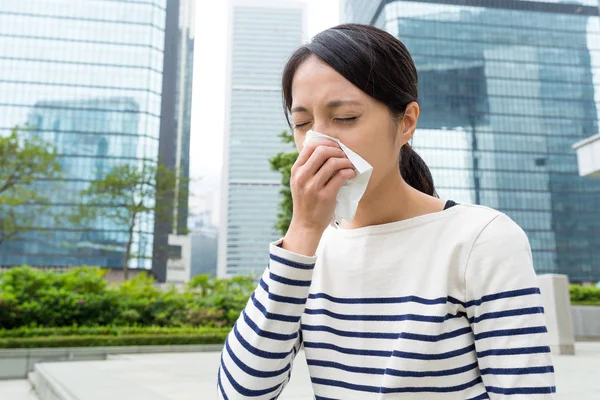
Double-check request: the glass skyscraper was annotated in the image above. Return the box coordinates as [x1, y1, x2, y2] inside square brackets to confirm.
[341, 0, 600, 282]
[219, 0, 308, 277]
[0, 0, 195, 281]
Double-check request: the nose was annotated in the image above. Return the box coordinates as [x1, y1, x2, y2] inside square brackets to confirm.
[311, 121, 334, 138]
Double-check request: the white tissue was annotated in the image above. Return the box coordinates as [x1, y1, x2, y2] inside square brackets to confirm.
[303, 130, 373, 226]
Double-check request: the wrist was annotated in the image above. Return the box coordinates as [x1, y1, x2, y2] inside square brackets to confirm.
[282, 221, 324, 257]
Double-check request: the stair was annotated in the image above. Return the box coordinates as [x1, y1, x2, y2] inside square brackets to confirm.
[28, 361, 168, 400]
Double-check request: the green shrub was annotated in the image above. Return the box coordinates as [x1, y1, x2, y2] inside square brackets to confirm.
[0, 332, 229, 348]
[570, 285, 600, 305]
[0, 326, 230, 338]
[0, 267, 255, 330]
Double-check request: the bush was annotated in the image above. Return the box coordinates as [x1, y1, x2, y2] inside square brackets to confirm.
[0, 332, 229, 349]
[0, 266, 255, 330]
[570, 285, 600, 306]
[0, 326, 229, 338]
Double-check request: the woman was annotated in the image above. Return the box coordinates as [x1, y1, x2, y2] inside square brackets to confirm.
[218, 24, 555, 399]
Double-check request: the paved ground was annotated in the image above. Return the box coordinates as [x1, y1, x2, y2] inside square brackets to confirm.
[0, 379, 39, 400]
[2, 342, 598, 399]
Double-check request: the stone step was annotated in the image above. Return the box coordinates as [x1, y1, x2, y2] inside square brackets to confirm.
[29, 361, 169, 400]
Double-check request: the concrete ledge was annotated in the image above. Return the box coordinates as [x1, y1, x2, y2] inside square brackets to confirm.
[0, 344, 223, 380]
[30, 362, 168, 400]
[572, 306, 600, 341]
[538, 274, 576, 355]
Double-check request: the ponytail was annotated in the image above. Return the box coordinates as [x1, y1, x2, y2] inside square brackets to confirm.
[400, 144, 437, 197]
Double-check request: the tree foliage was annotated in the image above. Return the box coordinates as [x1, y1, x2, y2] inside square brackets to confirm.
[0, 126, 62, 246]
[71, 163, 187, 280]
[269, 131, 298, 236]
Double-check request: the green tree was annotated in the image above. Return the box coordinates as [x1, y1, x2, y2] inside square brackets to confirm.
[0, 125, 62, 247]
[72, 163, 187, 280]
[269, 131, 298, 236]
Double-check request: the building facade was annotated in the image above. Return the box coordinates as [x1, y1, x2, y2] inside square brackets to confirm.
[190, 211, 219, 277]
[0, 0, 195, 281]
[341, 0, 600, 282]
[219, 0, 308, 277]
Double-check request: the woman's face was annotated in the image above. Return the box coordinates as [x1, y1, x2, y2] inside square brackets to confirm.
[290, 55, 416, 197]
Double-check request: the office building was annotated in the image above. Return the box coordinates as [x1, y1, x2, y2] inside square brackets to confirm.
[219, 0, 308, 277]
[341, 0, 600, 282]
[190, 211, 219, 277]
[0, 0, 195, 281]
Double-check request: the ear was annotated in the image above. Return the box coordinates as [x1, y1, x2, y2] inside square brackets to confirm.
[399, 102, 420, 144]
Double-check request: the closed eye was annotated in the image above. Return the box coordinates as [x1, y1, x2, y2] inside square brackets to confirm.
[335, 116, 358, 124]
[293, 122, 311, 129]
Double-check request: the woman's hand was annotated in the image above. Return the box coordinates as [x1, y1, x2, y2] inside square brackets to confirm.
[282, 139, 356, 256]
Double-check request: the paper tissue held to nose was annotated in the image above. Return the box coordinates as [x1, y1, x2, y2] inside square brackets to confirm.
[303, 130, 373, 226]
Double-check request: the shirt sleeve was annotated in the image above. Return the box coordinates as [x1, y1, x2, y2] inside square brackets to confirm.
[217, 239, 316, 400]
[465, 213, 556, 399]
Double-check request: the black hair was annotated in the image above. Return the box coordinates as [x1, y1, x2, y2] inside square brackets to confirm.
[281, 23, 436, 197]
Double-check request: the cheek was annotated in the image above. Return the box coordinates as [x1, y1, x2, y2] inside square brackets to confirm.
[293, 134, 304, 152]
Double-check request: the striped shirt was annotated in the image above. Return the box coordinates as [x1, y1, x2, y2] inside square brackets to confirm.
[218, 204, 556, 399]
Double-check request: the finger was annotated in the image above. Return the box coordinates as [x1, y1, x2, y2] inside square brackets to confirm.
[313, 157, 355, 188]
[323, 168, 357, 197]
[294, 139, 339, 169]
[301, 145, 345, 177]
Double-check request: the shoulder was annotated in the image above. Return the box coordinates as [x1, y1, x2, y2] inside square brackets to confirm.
[459, 204, 529, 249]
[453, 203, 529, 246]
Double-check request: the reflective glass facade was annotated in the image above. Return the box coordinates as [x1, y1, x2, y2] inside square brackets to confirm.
[219, 0, 307, 276]
[0, 0, 194, 277]
[341, 0, 600, 282]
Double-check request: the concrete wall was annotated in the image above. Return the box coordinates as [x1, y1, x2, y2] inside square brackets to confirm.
[0, 344, 221, 380]
[572, 306, 600, 341]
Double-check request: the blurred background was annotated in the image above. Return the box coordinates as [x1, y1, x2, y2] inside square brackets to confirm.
[0, 0, 599, 399]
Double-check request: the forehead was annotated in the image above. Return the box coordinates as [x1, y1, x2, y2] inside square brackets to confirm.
[291, 56, 365, 106]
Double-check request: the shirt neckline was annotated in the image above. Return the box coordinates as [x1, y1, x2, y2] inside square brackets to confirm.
[332, 203, 463, 238]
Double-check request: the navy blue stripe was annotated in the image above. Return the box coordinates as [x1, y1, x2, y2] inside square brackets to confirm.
[303, 341, 476, 360]
[474, 326, 547, 341]
[487, 386, 556, 395]
[308, 292, 457, 306]
[469, 307, 544, 324]
[466, 287, 541, 307]
[251, 293, 301, 323]
[224, 338, 290, 378]
[270, 253, 314, 270]
[303, 341, 392, 357]
[259, 279, 307, 305]
[477, 346, 551, 358]
[480, 365, 554, 375]
[466, 393, 489, 400]
[315, 397, 337, 400]
[304, 287, 539, 308]
[393, 344, 476, 360]
[269, 271, 312, 287]
[232, 323, 291, 359]
[401, 327, 473, 342]
[307, 359, 478, 378]
[220, 354, 281, 397]
[448, 296, 467, 306]
[311, 376, 483, 394]
[301, 324, 471, 341]
[304, 307, 467, 323]
[243, 311, 298, 341]
[217, 367, 230, 400]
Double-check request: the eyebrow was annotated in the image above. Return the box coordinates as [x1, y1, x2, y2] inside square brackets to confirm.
[291, 100, 362, 113]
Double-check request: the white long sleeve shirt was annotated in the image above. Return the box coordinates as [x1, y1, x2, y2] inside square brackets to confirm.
[218, 204, 556, 399]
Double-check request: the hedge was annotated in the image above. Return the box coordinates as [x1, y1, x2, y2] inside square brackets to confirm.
[0, 267, 255, 329]
[0, 326, 230, 338]
[0, 332, 229, 349]
[0, 326, 231, 348]
[570, 285, 600, 306]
